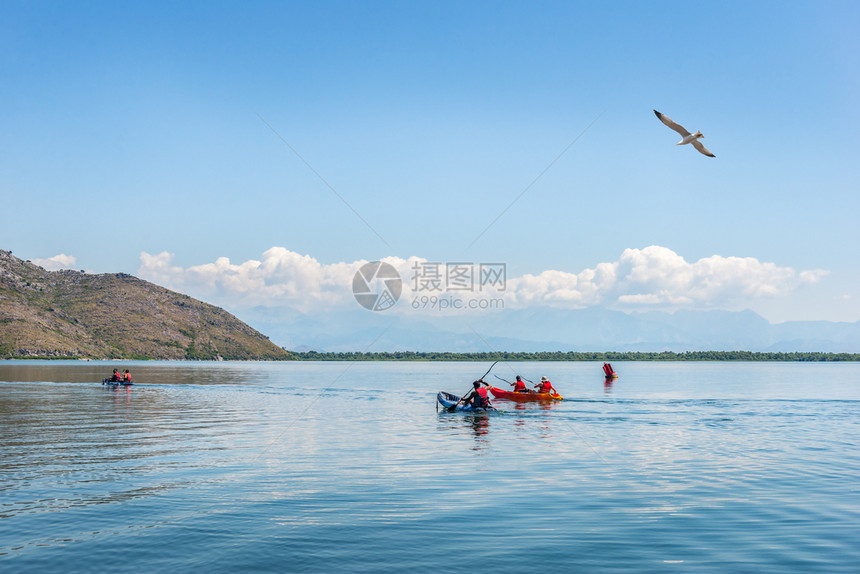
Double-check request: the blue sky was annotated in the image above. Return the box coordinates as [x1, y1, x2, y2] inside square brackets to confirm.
[2, 1, 858, 323]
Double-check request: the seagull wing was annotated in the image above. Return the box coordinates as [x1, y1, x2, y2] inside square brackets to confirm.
[692, 140, 716, 157]
[654, 110, 691, 137]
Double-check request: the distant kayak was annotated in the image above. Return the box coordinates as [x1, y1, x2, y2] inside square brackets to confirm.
[489, 386, 563, 402]
[437, 391, 495, 412]
[102, 379, 133, 386]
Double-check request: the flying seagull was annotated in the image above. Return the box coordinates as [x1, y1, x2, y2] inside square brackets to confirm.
[654, 110, 715, 157]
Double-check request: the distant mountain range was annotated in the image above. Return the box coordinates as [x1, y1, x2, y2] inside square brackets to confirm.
[235, 305, 860, 353]
[0, 250, 290, 360]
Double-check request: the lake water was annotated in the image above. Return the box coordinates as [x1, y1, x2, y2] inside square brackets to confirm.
[1, 361, 858, 572]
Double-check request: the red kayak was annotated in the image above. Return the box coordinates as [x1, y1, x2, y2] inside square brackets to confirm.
[489, 386, 563, 402]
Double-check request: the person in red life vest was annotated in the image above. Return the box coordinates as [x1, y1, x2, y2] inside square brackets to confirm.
[123, 369, 132, 382]
[463, 380, 492, 409]
[109, 368, 120, 382]
[535, 376, 556, 394]
[510, 375, 529, 393]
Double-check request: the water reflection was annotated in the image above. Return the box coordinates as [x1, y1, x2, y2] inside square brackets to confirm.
[467, 414, 491, 451]
[436, 412, 492, 452]
[107, 384, 133, 405]
[506, 401, 560, 438]
[505, 400, 561, 412]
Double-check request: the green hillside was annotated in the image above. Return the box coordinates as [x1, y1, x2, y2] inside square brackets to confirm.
[0, 250, 290, 360]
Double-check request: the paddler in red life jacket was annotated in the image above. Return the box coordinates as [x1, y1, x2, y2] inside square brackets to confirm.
[123, 369, 132, 382]
[511, 375, 529, 393]
[464, 380, 491, 409]
[535, 376, 556, 394]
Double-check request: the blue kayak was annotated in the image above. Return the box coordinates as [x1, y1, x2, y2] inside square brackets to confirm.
[437, 391, 495, 412]
[102, 379, 133, 386]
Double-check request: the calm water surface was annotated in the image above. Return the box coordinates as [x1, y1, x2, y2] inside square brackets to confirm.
[1, 361, 858, 572]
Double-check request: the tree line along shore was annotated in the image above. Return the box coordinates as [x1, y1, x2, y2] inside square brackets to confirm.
[290, 351, 860, 362]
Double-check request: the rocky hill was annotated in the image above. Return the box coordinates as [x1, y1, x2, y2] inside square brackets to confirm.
[0, 250, 291, 360]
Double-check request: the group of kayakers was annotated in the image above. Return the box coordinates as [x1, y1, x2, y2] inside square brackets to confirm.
[508, 375, 558, 394]
[460, 374, 557, 409]
[448, 362, 620, 411]
[107, 368, 132, 382]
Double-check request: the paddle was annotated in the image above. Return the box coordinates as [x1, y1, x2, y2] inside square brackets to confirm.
[448, 361, 499, 412]
[493, 374, 513, 386]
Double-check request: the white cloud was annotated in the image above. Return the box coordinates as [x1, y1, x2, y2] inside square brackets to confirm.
[138, 248, 426, 311]
[138, 245, 828, 313]
[507, 246, 828, 310]
[140, 248, 363, 310]
[33, 254, 77, 271]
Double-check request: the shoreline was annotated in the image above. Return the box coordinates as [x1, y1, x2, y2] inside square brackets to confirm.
[289, 351, 860, 362]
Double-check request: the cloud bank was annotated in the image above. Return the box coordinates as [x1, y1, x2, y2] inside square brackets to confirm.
[139, 248, 368, 311]
[136, 245, 827, 313]
[507, 246, 827, 310]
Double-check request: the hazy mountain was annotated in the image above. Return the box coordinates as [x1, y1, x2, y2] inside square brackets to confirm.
[0, 250, 290, 360]
[234, 304, 860, 353]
